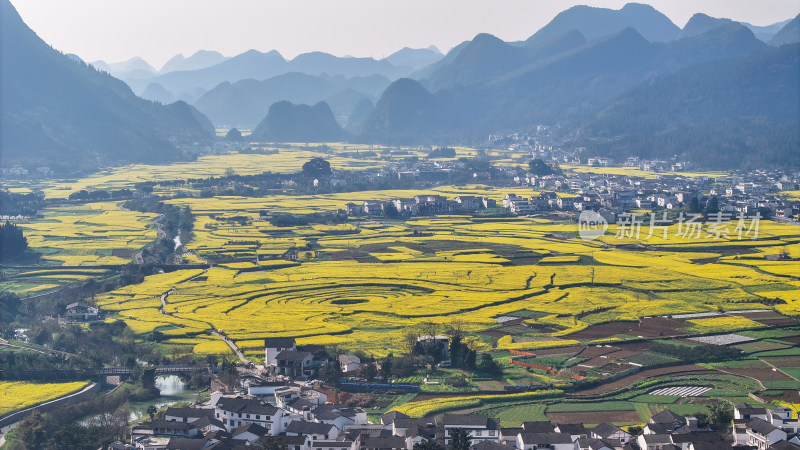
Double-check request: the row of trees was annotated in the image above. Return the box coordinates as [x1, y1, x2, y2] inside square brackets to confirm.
[0, 191, 44, 216]
[0, 220, 29, 262]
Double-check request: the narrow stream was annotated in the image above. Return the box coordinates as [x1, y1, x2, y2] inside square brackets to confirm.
[127, 375, 200, 421]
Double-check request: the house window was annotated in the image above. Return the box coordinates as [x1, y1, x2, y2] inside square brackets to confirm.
[256, 415, 260, 420]
[489, 431, 496, 436]
[247, 414, 251, 419]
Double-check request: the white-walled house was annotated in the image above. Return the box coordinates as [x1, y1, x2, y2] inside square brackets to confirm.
[214, 397, 286, 434]
[265, 337, 296, 367]
[338, 354, 361, 373]
[443, 414, 500, 446]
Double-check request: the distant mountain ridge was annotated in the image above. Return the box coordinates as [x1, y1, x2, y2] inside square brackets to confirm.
[524, 3, 680, 44]
[3, 0, 798, 170]
[0, 0, 214, 170]
[120, 48, 432, 104]
[160, 50, 228, 73]
[354, 21, 797, 168]
[770, 14, 800, 46]
[384, 46, 443, 71]
[193, 72, 390, 128]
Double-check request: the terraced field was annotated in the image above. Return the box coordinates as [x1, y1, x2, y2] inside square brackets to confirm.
[87, 198, 800, 358]
[4, 149, 799, 363]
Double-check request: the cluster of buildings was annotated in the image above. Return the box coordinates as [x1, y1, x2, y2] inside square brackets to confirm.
[335, 163, 797, 222]
[732, 403, 800, 450]
[0, 165, 53, 177]
[263, 337, 363, 379]
[106, 338, 800, 450]
[504, 170, 798, 221]
[111, 393, 800, 450]
[345, 195, 496, 217]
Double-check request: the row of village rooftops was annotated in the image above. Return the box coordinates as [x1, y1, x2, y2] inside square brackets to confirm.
[263, 337, 448, 380]
[111, 377, 800, 450]
[342, 190, 795, 221]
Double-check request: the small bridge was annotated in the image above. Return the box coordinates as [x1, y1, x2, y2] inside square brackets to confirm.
[93, 365, 212, 376]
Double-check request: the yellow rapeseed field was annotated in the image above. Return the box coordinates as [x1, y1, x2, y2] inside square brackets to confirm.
[0, 381, 89, 416]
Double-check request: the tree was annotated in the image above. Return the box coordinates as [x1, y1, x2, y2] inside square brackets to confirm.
[688, 196, 701, 213]
[383, 202, 400, 219]
[449, 335, 476, 371]
[132, 364, 157, 392]
[146, 404, 157, 421]
[225, 128, 243, 141]
[627, 425, 643, 437]
[705, 196, 719, 214]
[414, 439, 445, 450]
[528, 159, 560, 176]
[257, 436, 288, 450]
[302, 157, 332, 178]
[0, 220, 29, 262]
[709, 403, 733, 429]
[319, 356, 342, 383]
[381, 354, 394, 380]
[360, 356, 377, 381]
[449, 428, 471, 450]
[477, 353, 502, 376]
[428, 147, 456, 158]
[0, 291, 21, 323]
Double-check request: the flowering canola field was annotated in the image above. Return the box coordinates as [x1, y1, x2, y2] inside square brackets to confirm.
[94, 192, 800, 356]
[0, 381, 89, 416]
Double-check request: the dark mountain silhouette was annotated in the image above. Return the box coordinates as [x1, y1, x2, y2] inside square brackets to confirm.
[660, 22, 768, 67]
[358, 79, 444, 143]
[361, 22, 784, 163]
[574, 44, 800, 168]
[425, 34, 524, 91]
[384, 46, 443, 71]
[193, 73, 390, 128]
[425, 30, 586, 92]
[770, 14, 800, 46]
[448, 28, 657, 138]
[160, 50, 227, 73]
[251, 101, 347, 143]
[679, 13, 733, 38]
[524, 3, 679, 45]
[0, 0, 214, 170]
[410, 40, 471, 80]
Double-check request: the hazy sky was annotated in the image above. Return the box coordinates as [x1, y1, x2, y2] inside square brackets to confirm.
[10, 0, 800, 69]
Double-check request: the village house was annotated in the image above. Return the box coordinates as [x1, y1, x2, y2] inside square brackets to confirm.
[443, 414, 500, 446]
[213, 396, 286, 434]
[338, 354, 361, 374]
[64, 301, 101, 322]
[275, 350, 316, 378]
[591, 423, 631, 445]
[517, 433, 573, 450]
[264, 337, 297, 367]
